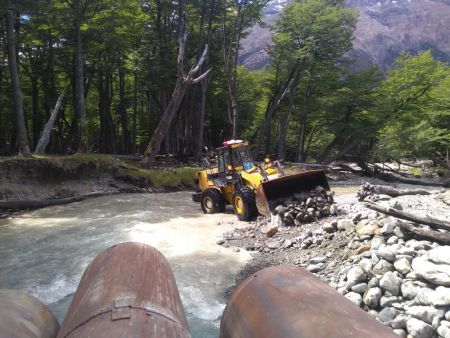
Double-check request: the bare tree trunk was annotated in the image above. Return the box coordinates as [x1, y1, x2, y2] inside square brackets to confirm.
[74, 19, 88, 152]
[31, 75, 40, 148]
[230, 28, 241, 139]
[141, 30, 210, 166]
[132, 72, 138, 153]
[35, 89, 67, 154]
[5, 10, 30, 156]
[196, 74, 210, 159]
[257, 66, 299, 156]
[277, 87, 295, 160]
[119, 67, 130, 154]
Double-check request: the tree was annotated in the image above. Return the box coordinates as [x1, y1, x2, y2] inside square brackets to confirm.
[221, 0, 269, 138]
[3, 2, 32, 156]
[374, 51, 450, 162]
[257, 0, 357, 158]
[141, 25, 211, 165]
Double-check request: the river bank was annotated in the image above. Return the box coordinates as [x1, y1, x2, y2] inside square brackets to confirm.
[0, 154, 198, 218]
[219, 181, 450, 337]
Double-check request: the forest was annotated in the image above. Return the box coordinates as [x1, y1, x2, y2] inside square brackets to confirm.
[0, 0, 449, 168]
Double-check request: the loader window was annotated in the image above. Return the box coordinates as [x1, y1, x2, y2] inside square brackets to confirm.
[218, 151, 231, 173]
[238, 147, 254, 171]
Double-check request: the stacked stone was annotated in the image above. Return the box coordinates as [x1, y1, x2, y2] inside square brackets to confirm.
[329, 213, 450, 338]
[270, 186, 337, 226]
[357, 182, 379, 201]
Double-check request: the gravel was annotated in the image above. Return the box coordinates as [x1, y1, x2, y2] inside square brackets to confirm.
[219, 182, 450, 337]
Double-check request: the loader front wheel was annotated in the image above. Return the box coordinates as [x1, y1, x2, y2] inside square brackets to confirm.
[232, 187, 257, 221]
[201, 188, 225, 214]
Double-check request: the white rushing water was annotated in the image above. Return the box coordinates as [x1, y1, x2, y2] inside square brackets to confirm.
[0, 192, 250, 338]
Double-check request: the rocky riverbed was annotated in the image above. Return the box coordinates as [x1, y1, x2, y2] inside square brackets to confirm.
[220, 185, 450, 338]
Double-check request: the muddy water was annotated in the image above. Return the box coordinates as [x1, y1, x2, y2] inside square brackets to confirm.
[0, 192, 250, 338]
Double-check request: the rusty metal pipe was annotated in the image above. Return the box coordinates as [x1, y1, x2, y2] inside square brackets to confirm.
[220, 265, 398, 338]
[57, 242, 191, 338]
[0, 289, 59, 338]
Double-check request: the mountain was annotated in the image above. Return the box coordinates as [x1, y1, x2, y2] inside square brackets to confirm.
[239, 0, 450, 71]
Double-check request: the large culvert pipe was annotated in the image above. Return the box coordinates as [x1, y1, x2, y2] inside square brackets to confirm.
[220, 265, 398, 338]
[0, 289, 59, 338]
[57, 242, 191, 338]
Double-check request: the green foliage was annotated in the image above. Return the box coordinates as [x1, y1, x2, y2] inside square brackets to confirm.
[374, 51, 450, 160]
[0, 0, 448, 169]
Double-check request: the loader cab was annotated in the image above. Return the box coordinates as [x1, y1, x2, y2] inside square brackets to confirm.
[218, 140, 255, 174]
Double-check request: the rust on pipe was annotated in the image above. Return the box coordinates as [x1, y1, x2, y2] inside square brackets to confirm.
[0, 289, 59, 338]
[57, 242, 191, 338]
[220, 265, 399, 338]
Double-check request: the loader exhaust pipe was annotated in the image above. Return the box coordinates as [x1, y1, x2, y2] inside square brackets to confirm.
[57, 242, 191, 338]
[256, 169, 330, 217]
[220, 265, 398, 338]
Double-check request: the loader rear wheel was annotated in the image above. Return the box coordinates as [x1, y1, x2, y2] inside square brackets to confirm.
[232, 187, 257, 221]
[201, 188, 225, 214]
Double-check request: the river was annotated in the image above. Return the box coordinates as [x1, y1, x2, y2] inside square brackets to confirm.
[0, 192, 250, 338]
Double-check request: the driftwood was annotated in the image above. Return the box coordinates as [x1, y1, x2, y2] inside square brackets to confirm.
[378, 172, 447, 187]
[365, 201, 450, 232]
[358, 184, 431, 201]
[398, 222, 450, 245]
[368, 185, 431, 197]
[341, 161, 448, 187]
[0, 192, 111, 210]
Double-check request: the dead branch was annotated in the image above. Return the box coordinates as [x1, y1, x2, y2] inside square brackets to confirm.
[365, 201, 450, 232]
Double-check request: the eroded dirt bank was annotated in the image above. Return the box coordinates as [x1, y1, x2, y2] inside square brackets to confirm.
[0, 155, 197, 217]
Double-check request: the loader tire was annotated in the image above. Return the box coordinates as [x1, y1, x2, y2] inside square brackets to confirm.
[232, 187, 257, 221]
[201, 188, 225, 214]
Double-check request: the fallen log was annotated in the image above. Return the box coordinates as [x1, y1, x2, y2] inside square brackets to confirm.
[378, 172, 447, 187]
[398, 222, 450, 245]
[365, 201, 450, 232]
[0, 191, 112, 210]
[370, 185, 431, 197]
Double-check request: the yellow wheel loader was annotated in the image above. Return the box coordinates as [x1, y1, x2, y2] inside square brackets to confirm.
[192, 140, 330, 221]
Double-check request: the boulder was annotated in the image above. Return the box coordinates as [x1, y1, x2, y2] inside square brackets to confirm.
[359, 258, 373, 274]
[437, 324, 450, 338]
[417, 286, 450, 306]
[346, 266, 367, 288]
[412, 256, 450, 286]
[356, 220, 380, 236]
[307, 264, 323, 273]
[401, 281, 423, 300]
[345, 292, 363, 306]
[427, 246, 450, 265]
[377, 245, 396, 262]
[391, 314, 409, 329]
[380, 271, 402, 296]
[265, 239, 281, 250]
[363, 287, 382, 308]
[377, 307, 398, 324]
[405, 305, 444, 325]
[406, 318, 433, 338]
[394, 257, 412, 275]
[351, 283, 368, 294]
[373, 259, 394, 275]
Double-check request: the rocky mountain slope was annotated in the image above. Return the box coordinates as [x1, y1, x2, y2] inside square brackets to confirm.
[240, 0, 450, 71]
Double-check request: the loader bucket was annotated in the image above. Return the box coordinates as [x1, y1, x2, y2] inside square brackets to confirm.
[255, 169, 330, 217]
